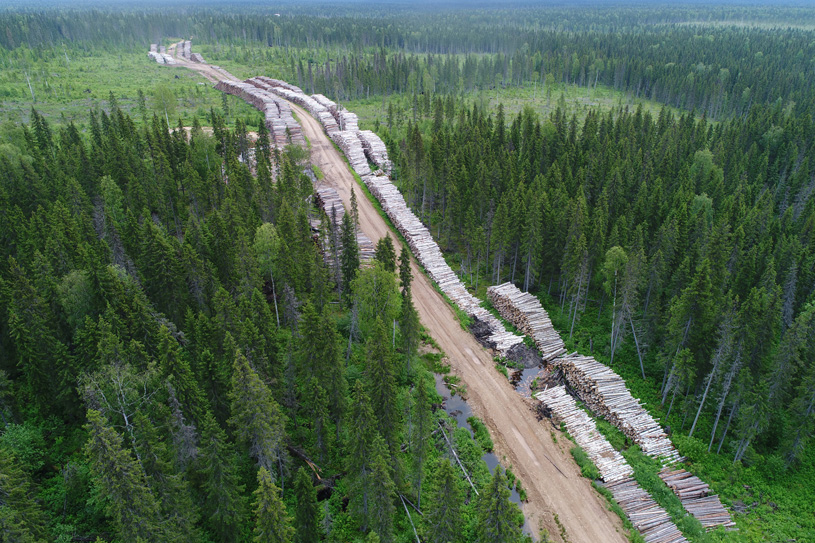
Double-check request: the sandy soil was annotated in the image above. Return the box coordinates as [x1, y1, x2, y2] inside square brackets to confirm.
[167, 44, 628, 542]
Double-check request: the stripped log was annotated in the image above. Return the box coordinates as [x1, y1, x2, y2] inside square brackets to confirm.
[659, 468, 736, 531]
[357, 130, 392, 174]
[330, 131, 371, 177]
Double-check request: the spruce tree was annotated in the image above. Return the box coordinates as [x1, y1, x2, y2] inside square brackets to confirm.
[425, 459, 463, 543]
[399, 246, 413, 294]
[368, 434, 396, 543]
[375, 235, 397, 272]
[197, 411, 246, 543]
[0, 446, 49, 543]
[293, 467, 321, 543]
[340, 212, 360, 304]
[367, 317, 401, 471]
[84, 409, 163, 542]
[252, 467, 294, 543]
[412, 376, 432, 507]
[346, 381, 377, 530]
[229, 351, 287, 478]
[476, 467, 521, 543]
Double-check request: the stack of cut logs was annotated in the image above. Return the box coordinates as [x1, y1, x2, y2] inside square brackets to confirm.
[330, 132, 371, 177]
[210, 66, 234, 80]
[338, 110, 359, 132]
[148, 45, 176, 65]
[604, 478, 689, 543]
[361, 174, 523, 354]
[487, 282, 567, 361]
[190, 53, 205, 63]
[314, 187, 375, 266]
[659, 468, 736, 531]
[556, 354, 683, 465]
[536, 386, 632, 483]
[215, 80, 305, 148]
[179, 40, 191, 59]
[357, 130, 392, 174]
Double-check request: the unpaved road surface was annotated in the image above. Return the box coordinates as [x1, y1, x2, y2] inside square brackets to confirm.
[169, 47, 627, 543]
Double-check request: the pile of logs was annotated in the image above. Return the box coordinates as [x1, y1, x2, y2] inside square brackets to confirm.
[313, 187, 375, 266]
[179, 40, 191, 59]
[486, 282, 566, 361]
[190, 53, 205, 63]
[209, 66, 234, 80]
[330, 132, 371, 177]
[361, 174, 523, 354]
[659, 468, 736, 531]
[604, 478, 689, 543]
[215, 79, 305, 148]
[255, 76, 304, 94]
[556, 354, 683, 465]
[148, 46, 176, 65]
[535, 386, 633, 483]
[159, 45, 166, 54]
[357, 130, 392, 174]
[338, 110, 359, 132]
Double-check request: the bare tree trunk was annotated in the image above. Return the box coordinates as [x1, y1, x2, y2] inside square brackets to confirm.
[630, 317, 646, 379]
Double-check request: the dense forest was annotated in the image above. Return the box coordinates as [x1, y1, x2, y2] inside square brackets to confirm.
[0, 103, 527, 541]
[386, 98, 815, 465]
[2, 2, 815, 542]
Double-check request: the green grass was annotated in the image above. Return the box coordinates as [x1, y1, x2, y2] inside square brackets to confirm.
[312, 164, 324, 179]
[0, 44, 257, 128]
[345, 79, 686, 133]
[571, 446, 602, 481]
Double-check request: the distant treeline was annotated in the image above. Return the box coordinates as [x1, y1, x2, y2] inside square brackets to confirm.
[2, 5, 815, 117]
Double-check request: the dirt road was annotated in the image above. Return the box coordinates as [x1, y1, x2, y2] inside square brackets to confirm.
[290, 103, 627, 543]
[165, 45, 627, 542]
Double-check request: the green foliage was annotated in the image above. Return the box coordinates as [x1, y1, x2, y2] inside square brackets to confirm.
[0, 446, 49, 542]
[424, 458, 464, 543]
[84, 409, 163, 541]
[252, 467, 294, 543]
[293, 467, 321, 543]
[570, 446, 601, 481]
[467, 416, 495, 453]
[476, 467, 522, 543]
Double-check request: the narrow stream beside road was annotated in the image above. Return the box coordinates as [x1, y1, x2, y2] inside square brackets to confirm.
[433, 373, 532, 537]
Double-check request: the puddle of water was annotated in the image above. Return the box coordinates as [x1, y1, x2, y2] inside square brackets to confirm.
[434, 373, 532, 537]
[514, 366, 547, 398]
